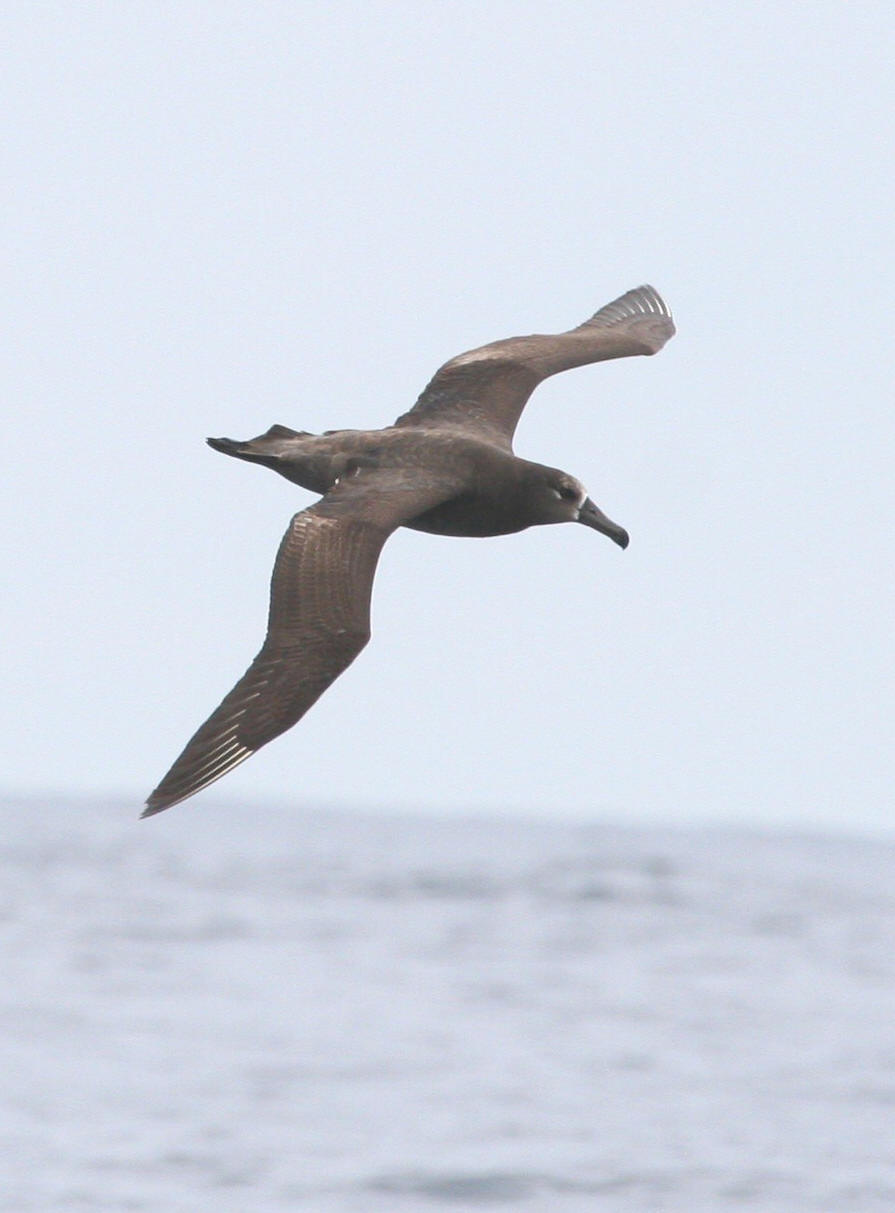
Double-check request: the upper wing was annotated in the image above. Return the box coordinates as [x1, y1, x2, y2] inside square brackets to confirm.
[143, 470, 458, 816]
[393, 285, 674, 450]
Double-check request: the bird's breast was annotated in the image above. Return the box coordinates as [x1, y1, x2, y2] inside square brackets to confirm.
[405, 493, 528, 538]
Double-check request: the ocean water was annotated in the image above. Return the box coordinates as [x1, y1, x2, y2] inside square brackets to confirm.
[3, 797, 895, 1212]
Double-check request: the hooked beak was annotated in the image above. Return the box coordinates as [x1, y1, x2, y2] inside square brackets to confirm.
[577, 497, 629, 549]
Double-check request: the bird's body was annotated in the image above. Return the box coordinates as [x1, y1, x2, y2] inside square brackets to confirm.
[144, 286, 674, 816]
[211, 426, 568, 537]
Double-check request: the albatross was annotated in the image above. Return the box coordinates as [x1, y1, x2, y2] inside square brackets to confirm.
[143, 285, 675, 816]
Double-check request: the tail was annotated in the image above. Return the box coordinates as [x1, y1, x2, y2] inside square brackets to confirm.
[207, 424, 312, 469]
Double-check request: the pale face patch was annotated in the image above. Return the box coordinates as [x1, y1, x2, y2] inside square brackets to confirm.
[551, 476, 587, 507]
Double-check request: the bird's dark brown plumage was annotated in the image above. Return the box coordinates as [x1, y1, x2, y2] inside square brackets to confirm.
[144, 285, 674, 816]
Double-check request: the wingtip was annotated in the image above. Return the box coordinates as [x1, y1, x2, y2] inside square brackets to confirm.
[581, 284, 675, 352]
[141, 742, 255, 820]
[601, 284, 672, 321]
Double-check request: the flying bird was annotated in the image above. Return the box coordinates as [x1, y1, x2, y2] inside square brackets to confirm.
[144, 285, 674, 816]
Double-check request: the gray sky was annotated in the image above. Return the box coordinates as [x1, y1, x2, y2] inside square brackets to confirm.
[3, 2, 892, 831]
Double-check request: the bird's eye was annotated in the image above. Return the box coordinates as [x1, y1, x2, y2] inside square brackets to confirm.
[558, 485, 578, 501]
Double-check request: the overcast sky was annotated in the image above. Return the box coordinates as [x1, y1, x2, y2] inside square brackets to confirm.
[2, 2, 892, 832]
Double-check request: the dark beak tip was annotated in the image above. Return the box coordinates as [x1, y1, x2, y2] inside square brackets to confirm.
[578, 498, 629, 549]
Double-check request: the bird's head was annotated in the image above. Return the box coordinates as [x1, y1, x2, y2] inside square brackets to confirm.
[528, 467, 629, 549]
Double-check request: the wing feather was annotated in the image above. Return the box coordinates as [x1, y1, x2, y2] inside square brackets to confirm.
[394, 285, 674, 449]
[143, 472, 457, 815]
